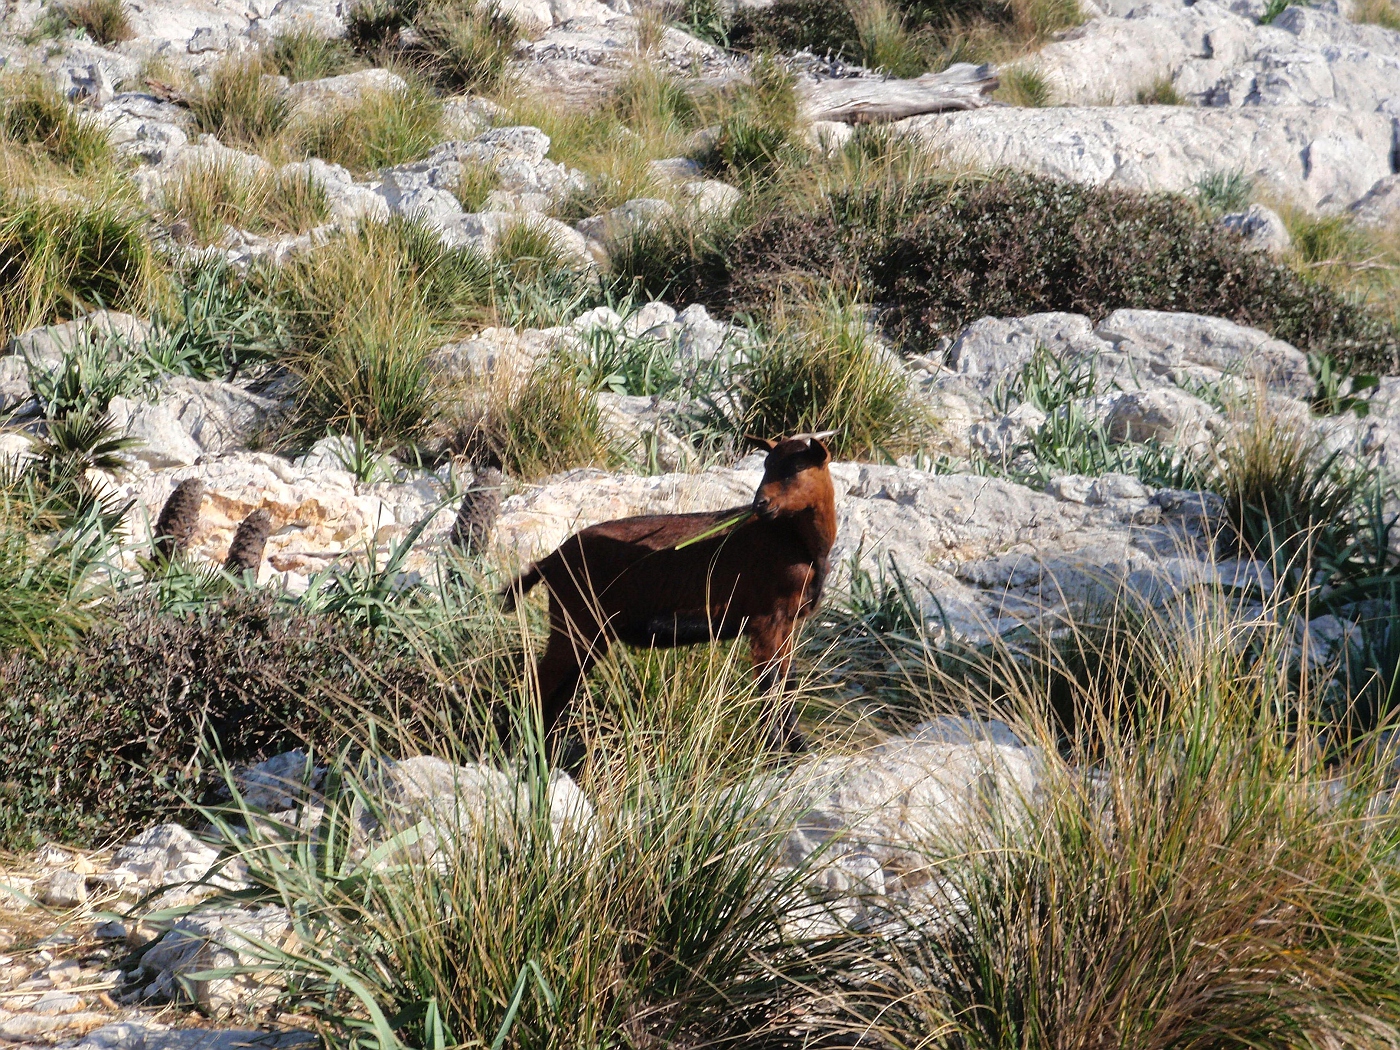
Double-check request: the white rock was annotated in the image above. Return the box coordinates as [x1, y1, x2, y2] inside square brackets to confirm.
[1218, 203, 1291, 253]
[285, 68, 407, 117]
[680, 178, 742, 220]
[1350, 173, 1400, 229]
[905, 104, 1394, 209]
[7, 311, 151, 364]
[1104, 387, 1220, 446]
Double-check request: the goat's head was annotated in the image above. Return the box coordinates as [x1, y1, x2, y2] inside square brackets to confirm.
[750, 432, 836, 521]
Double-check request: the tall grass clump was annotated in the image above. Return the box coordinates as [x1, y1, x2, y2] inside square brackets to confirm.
[705, 57, 806, 187]
[197, 658, 831, 1050]
[290, 82, 442, 173]
[1354, 0, 1400, 27]
[273, 216, 492, 447]
[189, 53, 292, 149]
[268, 28, 360, 81]
[413, 0, 519, 92]
[726, 291, 928, 460]
[994, 65, 1051, 105]
[0, 190, 155, 340]
[832, 595, 1400, 1050]
[159, 159, 331, 244]
[0, 73, 114, 173]
[482, 357, 623, 479]
[1208, 409, 1371, 588]
[60, 0, 133, 43]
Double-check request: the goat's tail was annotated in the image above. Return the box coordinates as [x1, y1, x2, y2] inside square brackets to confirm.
[500, 563, 543, 611]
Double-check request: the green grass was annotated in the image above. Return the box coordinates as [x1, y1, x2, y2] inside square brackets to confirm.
[60, 0, 132, 43]
[188, 53, 292, 149]
[288, 80, 442, 174]
[413, 0, 519, 92]
[272, 216, 493, 448]
[0, 189, 156, 341]
[1194, 169, 1253, 217]
[0, 73, 114, 174]
[158, 158, 331, 244]
[1135, 74, 1183, 105]
[1353, 0, 1400, 27]
[268, 28, 361, 81]
[994, 65, 1051, 106]
[722, 291, 929, 460]
[484, 356, 624, 479]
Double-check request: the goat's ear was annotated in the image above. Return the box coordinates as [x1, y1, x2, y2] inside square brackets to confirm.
[745, 434, 777, 452]
[806, 437, 832, 465]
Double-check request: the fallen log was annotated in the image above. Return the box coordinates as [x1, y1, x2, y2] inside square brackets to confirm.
[798, 62, 999, 124]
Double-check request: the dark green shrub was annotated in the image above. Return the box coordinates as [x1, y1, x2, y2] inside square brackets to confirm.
[720, 173, 1400, 374]
[413, 0, 518, 92]
[0, 594, 445, 850]
[728, 0, 861, 56]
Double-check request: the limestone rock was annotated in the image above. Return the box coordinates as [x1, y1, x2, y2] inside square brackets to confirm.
[136, 905, 290, 1012]
[904, 104, 1394, 210]
[1104, 387, 1220, 446]
[1218, 203, 1291, 253]
[285, 68, 406, 117]
[7, 311, 151, 365]
[1350, 173, 1400, 228]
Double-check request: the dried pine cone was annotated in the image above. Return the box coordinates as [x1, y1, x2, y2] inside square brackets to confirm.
[224, 509, 273, 575]
[152, 478, 204, 563]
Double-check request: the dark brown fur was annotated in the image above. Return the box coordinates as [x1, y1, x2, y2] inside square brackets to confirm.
[224, 509, 273, 574]
[502, 435, 838, 754]
[152, 478, 204, 563]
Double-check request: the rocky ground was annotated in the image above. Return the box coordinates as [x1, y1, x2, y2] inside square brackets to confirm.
[2, 0, 1399, 1037]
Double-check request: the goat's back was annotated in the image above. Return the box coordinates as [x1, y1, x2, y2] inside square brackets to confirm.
[535, 508, 823, 642]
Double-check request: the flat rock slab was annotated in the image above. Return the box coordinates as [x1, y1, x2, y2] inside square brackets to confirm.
[73, 1023, 316, 1050]
[901, 103, 1393, 209]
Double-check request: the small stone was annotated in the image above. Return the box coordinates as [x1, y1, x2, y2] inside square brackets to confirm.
[40, 871, 89, 909]
[45, 960, 83, 988]
[31, 992, 83, 1015]
[1218, 203, 1291, 254]
[93, 921, 127, 941]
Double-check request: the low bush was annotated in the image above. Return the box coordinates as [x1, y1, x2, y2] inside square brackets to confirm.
[728, 0, 861, 58]
[0, 190, 155, 340]
[0, 73, 113, 173]
[719, 173, 1400, 374]
[0, 594, 444, 850]
[1135, 74, 1183, 105]
[61, 0, 133, 43]
[290, 82, 442, 173]
[147, 260, 290, 380]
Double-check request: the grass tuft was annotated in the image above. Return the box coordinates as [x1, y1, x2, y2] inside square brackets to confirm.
[159, 159, 331, 244]
[724, 290, 929, 460]
[1135, 74, 1183, 105]
[994, 65, 1051, 106]
[413, 0, 519, 92]
[268, 28, 361, 81]
[1353, 0, 1400, 27]
[188, 53, 292, 149]
[61, 0, 133, 43]
[0, 73, 114, 173]
[289, 81, 442, 174]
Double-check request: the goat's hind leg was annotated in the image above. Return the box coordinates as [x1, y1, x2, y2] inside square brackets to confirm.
[532, 612, 609, 773]
[749, 617, 808, 756]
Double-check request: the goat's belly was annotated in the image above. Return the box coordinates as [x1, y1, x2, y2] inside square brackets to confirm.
[614, 610, 745, 648]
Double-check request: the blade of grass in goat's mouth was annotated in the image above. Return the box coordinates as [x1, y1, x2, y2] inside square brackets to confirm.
[673, 510, 756, 550]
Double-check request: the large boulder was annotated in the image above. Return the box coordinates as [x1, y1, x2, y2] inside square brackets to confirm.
[903, 104, 1394, 210]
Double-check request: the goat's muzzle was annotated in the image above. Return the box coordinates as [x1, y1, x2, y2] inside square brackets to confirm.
[753, 495, 777, 520]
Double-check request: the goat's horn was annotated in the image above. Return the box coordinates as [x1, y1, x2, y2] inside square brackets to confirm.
[808, 430, 839, 441]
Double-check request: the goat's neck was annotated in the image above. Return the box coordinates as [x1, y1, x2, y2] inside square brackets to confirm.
[786, 502, 837, 566]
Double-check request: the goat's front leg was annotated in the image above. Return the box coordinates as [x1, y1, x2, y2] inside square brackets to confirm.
[749, 616, 807, 755]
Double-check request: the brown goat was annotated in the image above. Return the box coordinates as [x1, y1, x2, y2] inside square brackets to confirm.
[502, 433, 838, 754]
